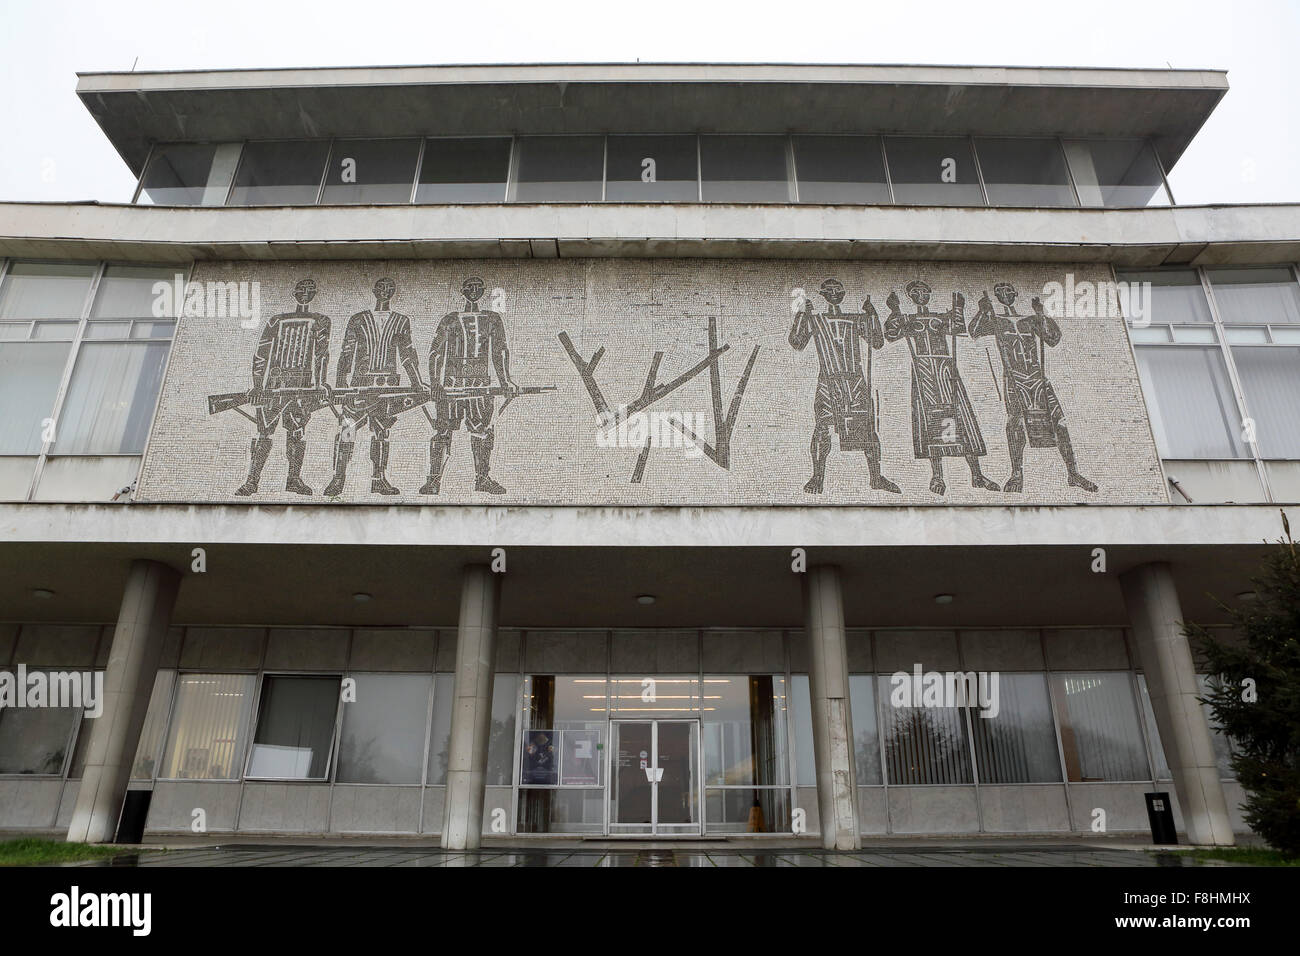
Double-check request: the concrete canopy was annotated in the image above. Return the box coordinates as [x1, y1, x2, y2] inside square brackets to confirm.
[75, 62, 1228, 178]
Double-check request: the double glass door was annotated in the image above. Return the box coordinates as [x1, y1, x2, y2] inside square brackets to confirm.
[608, 719, 700, 835]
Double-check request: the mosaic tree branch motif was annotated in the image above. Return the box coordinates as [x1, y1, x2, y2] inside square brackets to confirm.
[558, 317, 759, 483]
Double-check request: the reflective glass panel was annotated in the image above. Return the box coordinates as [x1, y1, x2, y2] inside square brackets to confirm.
[975, 137, 1076, 207]
[878, 674, 974, 784]
[228, 140, 330, 206]
[1134, 345, 1248, 458]
[790, 674, 815, 786]
[702, 675, 788, 786]
[849, 674, 882, 785]
[159, 674, 255, 780]
[320, 138, 420, 204]
[130, 670, 176, 780]
[1117, 269, 1213, 325]
[0, 705, 79, 774]
[485, 674, 519, 786]
[1231, 346, 1300, 458]
[416, 138, 511, 203]
[793, 135, 890, 204]
[1064, 139, 1170, 207]
[0, 341, 72, 454]
[699, 135, 791, 202]
[605, 134, 698, 201]
[336, 673, 431, 784]
[247, 675, 340, 779]
[705, 787, 791, 833]
[0, 262, 95, 319]
[512, 136, 603, 202]
[968, 673, 1061, 783]
[138, 144, 218, 206]
[425, 673, 454, 785]
[53, 341, 171, 454]
[1051, 672, 1150, 781]
[885, 136, 984, 205]
[92, 265, 181, 319]
[1207, 267, 1300, 325]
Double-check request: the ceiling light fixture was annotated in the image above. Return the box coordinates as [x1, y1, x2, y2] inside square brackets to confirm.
[934, 594, 954, 605]
[352, 592, 373, 603]
[636, 594, 656, 605]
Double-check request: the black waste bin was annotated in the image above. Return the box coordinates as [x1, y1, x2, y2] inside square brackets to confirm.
[1144, 791, 1178, 845]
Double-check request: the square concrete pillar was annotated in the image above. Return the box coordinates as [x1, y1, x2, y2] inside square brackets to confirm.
[67, 560, 180, 844]
[1119, 562, 1234, 846]
[441, 564, 501, 850]
[803, 565, 859, 850]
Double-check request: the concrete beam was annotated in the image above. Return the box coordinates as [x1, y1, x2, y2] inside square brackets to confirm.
[0, 502, 1289, 550]
[3, 201, 1298, 266]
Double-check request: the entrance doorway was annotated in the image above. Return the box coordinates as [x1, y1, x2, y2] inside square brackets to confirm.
[608, 719, 700, 835]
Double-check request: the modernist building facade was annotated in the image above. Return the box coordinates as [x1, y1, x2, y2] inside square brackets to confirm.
[0, 63, 1295, 847]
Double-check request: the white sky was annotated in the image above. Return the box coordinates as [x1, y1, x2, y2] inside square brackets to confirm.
[1, 0, 1296, 205]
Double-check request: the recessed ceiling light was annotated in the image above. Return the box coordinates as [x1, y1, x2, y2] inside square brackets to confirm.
[1236, 591, 1257, 602]
[636, 595, 656, 605]
[31, 588, 54, 599]
[933, 594, 954, 605]
[352, 592, 372, 603]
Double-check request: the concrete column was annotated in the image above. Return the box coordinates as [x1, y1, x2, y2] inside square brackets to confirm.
[1119, 562, 1234, 846]
[803, 565, 859, 850]
[67, 560, 180, 844]
[441, 564, 500, 850]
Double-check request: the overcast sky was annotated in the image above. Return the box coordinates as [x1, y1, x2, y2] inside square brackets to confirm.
[1, 0, 1296, 205]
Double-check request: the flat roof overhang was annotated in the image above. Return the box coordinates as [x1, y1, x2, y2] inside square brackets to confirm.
[0, 502, 1281, 628]
[2, 201, 1299, 267]
[74, 63, 1228, 178]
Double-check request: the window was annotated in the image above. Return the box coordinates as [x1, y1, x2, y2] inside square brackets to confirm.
[137, 144, 240, 206]
[247, 675, 341, 780]
[849, 674, 882, 784]
[0, 703, 80, 774]
[228, 140, 330, 206]
[52, 266, 176, 456]
[699, 135, 791, 202]
[968, 673, 1061, 783]
[878, 674, 973, 784]
[517, 676, 607, 833]
[485, 674, 519, 785]
[1120, 269, 1248, 460]
[702, 675, 788, 786]
[1063, 139, 1171, 207]
[1051, 672, 1150, 782]
[131, 670, 176, 780]
[159, 674, 255, 780]
[974, 137, 1076, 207]
[425, 673, 455, 785]
[416, 138, 511, 203]
[335, 674, 430, 784]
[320, 139, 420, 205]
[511, 136, 604, 202]
[605, 134, 698, 201]
[885, 136, 984, 206]
[793, 135, 890, 204]
[790, 674, 815, 787]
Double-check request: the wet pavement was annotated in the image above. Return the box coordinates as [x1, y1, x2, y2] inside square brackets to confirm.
[66, 843, 1243, 867]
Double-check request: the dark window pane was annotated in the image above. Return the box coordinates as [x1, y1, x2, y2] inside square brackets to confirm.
[793, 135, 890, 204]
[417, 138, 510, 203]
[606, 134, 697, 201]
[247, 675, 340, 779]
[885, 136, 985, 205]
[1052, 673, 1150, 782]
[0, 706, 79, 774]
[878, 675, 973, 784]
[1134, 346, 1248, 458]
[228, 140, 329, 206]
[700, 135, 791, 202]
[968, 673, 1061, 783]
[512, 136, 603, 202]
[1207, 267, 1300, 325]
[1233, 346, 1300, 458]
[1064, 139, 1170, 207]
[320, 138, 419, 204]
[139, 144, 218, 205]
[975, 137, 1076, 207]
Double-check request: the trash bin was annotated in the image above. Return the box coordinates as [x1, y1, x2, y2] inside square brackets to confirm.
[1144, 791, 1178, 845]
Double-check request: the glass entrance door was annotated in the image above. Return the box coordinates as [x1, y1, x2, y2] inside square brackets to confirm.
[608, 719, 700, 835]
